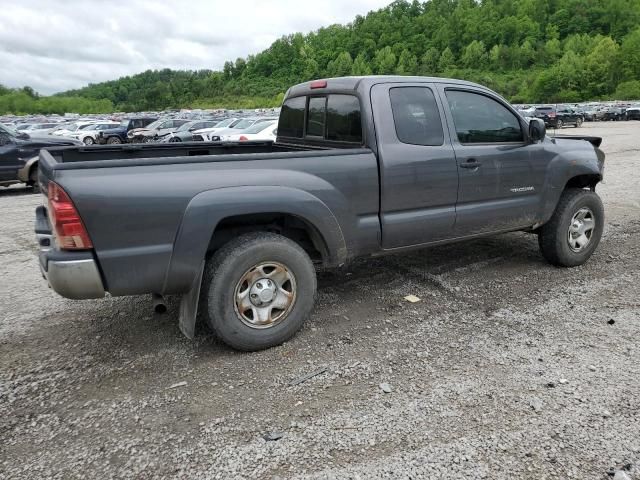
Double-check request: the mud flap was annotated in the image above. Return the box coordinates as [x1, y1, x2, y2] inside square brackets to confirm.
[178, 260, 205, 340]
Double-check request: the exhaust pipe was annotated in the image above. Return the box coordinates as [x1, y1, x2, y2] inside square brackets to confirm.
[152, 293, 167, 314]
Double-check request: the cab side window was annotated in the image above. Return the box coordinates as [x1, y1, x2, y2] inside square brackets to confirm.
[446, 90, 523, 143]
[389, 87, 444, 146]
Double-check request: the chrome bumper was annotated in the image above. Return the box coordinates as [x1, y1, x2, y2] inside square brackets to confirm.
[36, 206, 105, 300]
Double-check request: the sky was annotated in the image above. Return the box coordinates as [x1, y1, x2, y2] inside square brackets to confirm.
[0, 0, 391, 95]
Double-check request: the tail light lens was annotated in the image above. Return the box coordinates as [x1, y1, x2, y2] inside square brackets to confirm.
[239, 136, 248, 141]
[47, 182, 93, 250]
[548, 112, 556, 118]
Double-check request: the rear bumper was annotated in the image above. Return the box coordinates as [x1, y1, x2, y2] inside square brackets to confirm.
[36, 206, 105, 300]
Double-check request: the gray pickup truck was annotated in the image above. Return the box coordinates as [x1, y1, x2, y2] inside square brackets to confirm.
[35, 76, 605, 351]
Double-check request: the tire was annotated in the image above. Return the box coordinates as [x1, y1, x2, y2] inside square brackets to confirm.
[106, 136, 121, 144]
[538, 188, 604, 267]
[575, 118, 583, 128]
[169, 136, 181, 142]
[28, 165, 39, 193]
[202, 232, 317, 351]
[82, 136, 94, 145]
[556, 119, 563, 129]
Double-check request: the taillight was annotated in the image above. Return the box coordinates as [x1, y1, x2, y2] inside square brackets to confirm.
[239, 136, 248, 141]
[310, 80, 327, 89]
[548, 112, 556, 118]
[47, 182, 93, 250]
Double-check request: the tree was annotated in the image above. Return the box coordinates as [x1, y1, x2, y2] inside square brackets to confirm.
[327, 52, 353, 77]
[620, 28, 640, 81]
[419, 47, 440, 74]
[438, 47, 456, 71]
[373, 46, 397, 74]
[461, 40, 487, 69]
[352, 53, 373, 76]
[584, 36, 620, 97]
[396, 49, 418, 75]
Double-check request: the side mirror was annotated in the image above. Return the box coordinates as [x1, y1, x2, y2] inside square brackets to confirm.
[529, 118, 546, 142]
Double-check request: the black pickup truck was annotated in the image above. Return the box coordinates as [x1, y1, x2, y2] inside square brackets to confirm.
[0, 123, 81, 189]
[35, 76, 605, 351]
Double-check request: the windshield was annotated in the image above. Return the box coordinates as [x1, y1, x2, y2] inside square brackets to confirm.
[242, 121, 276, 134]
[0, 124, 16, 136]
[119, 120, 129, 127]
[214, 118, 236, 128]
[232, 119, 256, 130]
[176, 122, 195, 132]
[144, 119, 164, 130]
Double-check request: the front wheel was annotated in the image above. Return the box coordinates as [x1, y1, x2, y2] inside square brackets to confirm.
[576, 118, 583, 128]
[556, 119, 564, 129]
[83, 136, 94, 145]
[106, 136, 121, 144]
[202, 232, 317, 351]
[538, 189, 604, 267]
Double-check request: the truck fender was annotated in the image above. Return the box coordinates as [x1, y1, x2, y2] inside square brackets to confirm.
[163, 185, 347, 294]
[538, 147, 603, 225]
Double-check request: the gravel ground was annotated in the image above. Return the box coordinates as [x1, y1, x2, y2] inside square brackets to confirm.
[1, 122, 639, 479]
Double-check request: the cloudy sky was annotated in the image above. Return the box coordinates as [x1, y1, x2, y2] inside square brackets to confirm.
[0, 0, 391, 95]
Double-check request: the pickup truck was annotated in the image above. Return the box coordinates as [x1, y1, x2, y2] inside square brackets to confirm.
[0, 123, 82, 189]
[35, 76, 606, 351]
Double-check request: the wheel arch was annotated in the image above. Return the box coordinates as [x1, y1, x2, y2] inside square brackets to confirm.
[163, 186, 347, 294]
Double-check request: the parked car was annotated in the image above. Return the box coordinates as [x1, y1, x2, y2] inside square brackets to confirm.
[70, 122, 120, 145]
[220, 120, 278, 142]
[190, 118, 241, 141]
[96, 117, 158, 144]
[0, 123, 81, 189]
[600, 107, 625, 121]
[20, 123, 61, 135]
[127, 119, 191, 143]
[626, 106, 640, 120]
[35, 76, 605, 352]
[162, 120, 221, 142]
[206, 117, 278, 141]
[51, 121, 98, 137]
[533, 105, 583, 128]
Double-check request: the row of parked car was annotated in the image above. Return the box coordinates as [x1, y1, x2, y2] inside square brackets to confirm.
[515, 102, 640, 129]
[1, 114, 280, 146]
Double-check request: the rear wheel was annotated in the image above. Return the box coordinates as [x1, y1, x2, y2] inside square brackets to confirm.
[576, 117, 583, 128]
[82, 136, 94, 145]
[28, 165, 39, 192]
[538, 188, 604, 267]
[556, 119, 564, 129]
[202, 232, 317, 351]
[106, 136, 121, 144]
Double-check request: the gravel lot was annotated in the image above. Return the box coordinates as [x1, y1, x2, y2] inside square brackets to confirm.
[1, 122, 639, 479]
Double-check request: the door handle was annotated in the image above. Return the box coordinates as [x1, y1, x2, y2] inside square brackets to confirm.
[459, 158, 481, 169]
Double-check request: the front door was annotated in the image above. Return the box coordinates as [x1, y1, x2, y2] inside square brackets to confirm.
[437, 86, 548, 235]
[372, 82, 459, 249]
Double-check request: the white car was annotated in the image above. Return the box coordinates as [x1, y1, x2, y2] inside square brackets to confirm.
[51, 121, 99, 137]
[207, 117, 278, 141]
[191, 117, 241, 141]
[70, 122, 120, 145]
[220, 120, 278, 142]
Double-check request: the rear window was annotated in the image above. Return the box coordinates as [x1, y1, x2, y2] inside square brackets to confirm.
[279, 94, 362, 143]
[326, 95, 362, 143]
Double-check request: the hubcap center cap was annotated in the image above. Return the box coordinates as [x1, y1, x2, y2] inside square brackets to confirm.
[250, 278, 277, 305]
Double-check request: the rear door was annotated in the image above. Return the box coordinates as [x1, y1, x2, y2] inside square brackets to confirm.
[371, 82, 459, 248]
[437, 85, 547, 235]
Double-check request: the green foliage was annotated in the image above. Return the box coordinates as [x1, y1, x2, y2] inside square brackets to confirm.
[614, 80, 640, 100]
[3, 0, 640, 115]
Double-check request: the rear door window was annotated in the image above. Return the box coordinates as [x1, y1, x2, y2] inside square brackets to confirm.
[389, 87, 444, 146]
